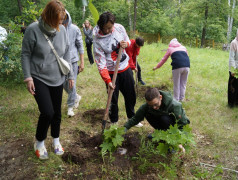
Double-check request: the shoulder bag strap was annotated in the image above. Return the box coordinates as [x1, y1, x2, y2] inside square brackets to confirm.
[43, 34, 60, 59]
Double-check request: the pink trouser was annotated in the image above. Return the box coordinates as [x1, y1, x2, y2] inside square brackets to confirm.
[172, 67, 190, 101]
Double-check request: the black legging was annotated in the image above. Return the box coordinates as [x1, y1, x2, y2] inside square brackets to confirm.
[86, 41, 94, 64]
[228, 71, 238, 107]
[108, 68, 136, 123]
[33, 78, 63, 141]
[145, 114, 176, 131]
[137, 62, 142, 81]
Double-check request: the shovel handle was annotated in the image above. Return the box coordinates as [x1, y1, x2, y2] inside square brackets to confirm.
[102, 48, 123, 130]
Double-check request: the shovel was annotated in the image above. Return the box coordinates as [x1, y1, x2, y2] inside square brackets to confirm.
[102, 47, 123, 133]
[135, 57, 138, 96]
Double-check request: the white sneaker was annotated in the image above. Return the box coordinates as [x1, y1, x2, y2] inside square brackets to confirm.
[52, 143, 64, 156]
[111, 122, 118, 126]
[135, 122, 143, 128]
[67, 107, 75, 117]
[74, 94, 81, 109]
[34, 143, 49, 160]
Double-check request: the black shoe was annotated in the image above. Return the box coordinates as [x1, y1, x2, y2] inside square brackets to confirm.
[139, 80, 146, 85]
[147, 134, 153, 139]
[168, 148, 176, 154]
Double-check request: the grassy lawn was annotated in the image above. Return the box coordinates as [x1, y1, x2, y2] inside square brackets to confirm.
[0, 42, 238, 179]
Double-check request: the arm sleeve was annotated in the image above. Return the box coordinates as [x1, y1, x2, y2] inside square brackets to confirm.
[169, 103, 190, 129]
[120, 24, 130, 46]
[155, 49, 171, 69]
[124, 104, 147, 130]
[83, 28, 89, 37]
[229, 41, 237, 71]
[126, 47, 136, 70]
[93, 41, 111, 84]
[63, 34, 74, 79]
[75, 27, 84, 54]
[21, 27, 35, 80]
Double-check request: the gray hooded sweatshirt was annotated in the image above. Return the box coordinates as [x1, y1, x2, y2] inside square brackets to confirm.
[21, 17, 73, 86]
[64, 10, 84, 63]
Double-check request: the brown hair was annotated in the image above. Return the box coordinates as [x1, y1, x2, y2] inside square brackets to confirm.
[136, 37, 144, 46]
[97, 12, 115, 32]
[41, 0, 65, 31]
[145, 88, 160, 101]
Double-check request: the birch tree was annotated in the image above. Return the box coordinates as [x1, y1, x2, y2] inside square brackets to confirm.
[127, 0, 133, 32]
[227, 0, 236, 43]
[133, 0, 137, 37]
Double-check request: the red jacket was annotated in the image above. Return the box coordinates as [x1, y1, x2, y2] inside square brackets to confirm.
[126, 39, 140, 70]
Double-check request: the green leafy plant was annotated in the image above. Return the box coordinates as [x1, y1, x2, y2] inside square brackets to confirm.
[100, 125, 125, 156]
[88, 0, 99, 26]
[0, 1, 42, 84]
[152, 124, 196, 156]
[15, 1, 42, 26]
[230, 67, 238, 79]
[0, 22, 23, 83]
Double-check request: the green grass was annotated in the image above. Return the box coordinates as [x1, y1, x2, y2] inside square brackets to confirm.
[1, 42, 238, 179]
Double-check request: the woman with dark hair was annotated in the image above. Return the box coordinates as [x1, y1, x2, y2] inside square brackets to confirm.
[21, 0, 74, 160]
[83, 20, 94, 64]
[93, 12, 136, 125]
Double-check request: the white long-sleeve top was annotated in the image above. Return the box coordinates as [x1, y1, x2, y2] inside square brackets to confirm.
[93, 23, 131, 84]
[229, 38, 238, 72]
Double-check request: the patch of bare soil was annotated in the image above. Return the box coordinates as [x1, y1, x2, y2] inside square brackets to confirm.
[62, 130, 144, 178]
[137, 85, 169, 99]
[62, 131, 103, 165]
[0, 138, 37, 180]
[82, 109, 105, 126]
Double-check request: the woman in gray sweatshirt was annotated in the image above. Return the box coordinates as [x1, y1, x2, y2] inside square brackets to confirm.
[21, 0, 74, 160]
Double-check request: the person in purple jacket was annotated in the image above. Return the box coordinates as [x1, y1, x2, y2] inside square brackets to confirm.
[153, 38, 190, 102]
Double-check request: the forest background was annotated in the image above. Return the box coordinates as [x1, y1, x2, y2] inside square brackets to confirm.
[1, 0, 238, 47]
[1, 0, 238, 82]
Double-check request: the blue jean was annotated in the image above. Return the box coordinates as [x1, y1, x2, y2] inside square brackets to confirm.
[63, 62, 78, 108]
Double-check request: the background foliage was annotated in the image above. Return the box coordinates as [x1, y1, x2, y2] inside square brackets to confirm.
[0, 0, 237, 83]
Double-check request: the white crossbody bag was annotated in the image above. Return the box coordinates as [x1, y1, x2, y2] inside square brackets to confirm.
[43, 34, 70, 75]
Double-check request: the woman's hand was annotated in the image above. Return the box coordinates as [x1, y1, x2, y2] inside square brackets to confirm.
[108, 82, 115, 90]
[68, 79, 74, 89]
[79, 63, 84, 73]
[153, 67, 157, 71]
[27, 80, 35, 95]
[178, 144, 186, 157]
[120, 41, 128, 49]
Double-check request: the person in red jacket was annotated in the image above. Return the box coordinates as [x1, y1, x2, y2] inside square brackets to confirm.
[126, 37, 146, 85]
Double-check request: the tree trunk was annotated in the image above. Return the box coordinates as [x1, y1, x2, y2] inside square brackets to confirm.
[83, 6, 86, 20]
[128, 0, 133, 33]
[17, 0, 23, 15]
[227, 0, 236, 43]
[133, 0, 137, 37]
[201, 4, 208, 48]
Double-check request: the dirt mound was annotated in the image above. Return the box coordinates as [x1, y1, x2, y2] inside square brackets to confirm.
[78, 131, 103, 148]
[62, 130, 103, 165]
[121, 132, 141, 157]
[137, 85, 168, 98]
[62, 131, 142, 166]
[82, 109, 105, 125]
